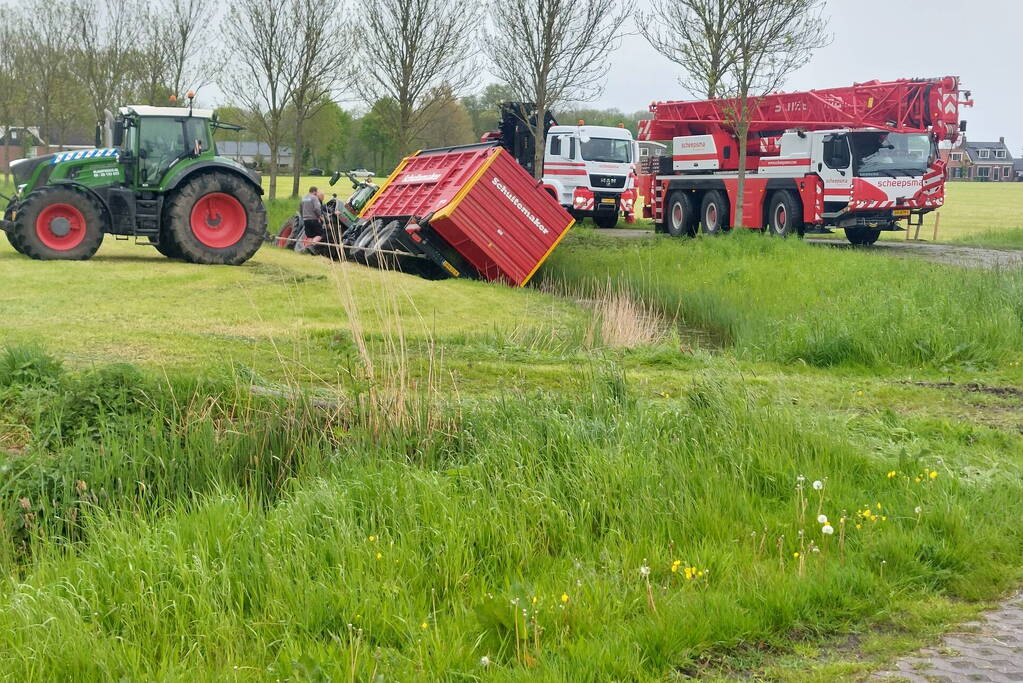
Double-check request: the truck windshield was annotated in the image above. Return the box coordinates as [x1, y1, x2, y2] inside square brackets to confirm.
[580, 138, 632, 163]
[850, 132, 933, 177]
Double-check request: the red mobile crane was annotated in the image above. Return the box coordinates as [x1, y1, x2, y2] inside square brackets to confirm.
[637, 76, 973, 244]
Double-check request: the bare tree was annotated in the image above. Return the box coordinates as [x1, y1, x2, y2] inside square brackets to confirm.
[288, 0, 353, 197]
[483, 0, 628, 178]
[0, 9, 21, 183]
[722, 0, 829, 227]
[352, 0, 480, 157]
[222, 0, 299, 198]
[18, 0, 80, 150]
[72, 0, 146, 123]
[639, 0, 735, 99]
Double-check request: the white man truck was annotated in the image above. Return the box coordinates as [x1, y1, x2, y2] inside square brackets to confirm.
[484, 103, 639, 229]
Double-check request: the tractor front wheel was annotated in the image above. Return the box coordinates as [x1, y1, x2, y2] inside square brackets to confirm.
[164, 172, 266, 265]
[11, 187, 105, 260]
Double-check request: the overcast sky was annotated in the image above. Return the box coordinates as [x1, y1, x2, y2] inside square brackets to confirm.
[592, 0, 1020, 152]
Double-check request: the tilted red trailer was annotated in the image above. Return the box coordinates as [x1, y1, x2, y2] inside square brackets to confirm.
[357, 143, 575, 287]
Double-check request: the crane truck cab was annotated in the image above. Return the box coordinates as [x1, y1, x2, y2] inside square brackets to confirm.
[542, 124, 638, 229]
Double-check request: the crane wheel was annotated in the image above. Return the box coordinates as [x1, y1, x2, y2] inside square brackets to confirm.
[665, 191, 697, 237]
[700, 191, 730, 235]
[767, 191, 803, 238]
[164, 171, 266, 265]
[11, 186, 105, 260]
[845, 227, 881, 246]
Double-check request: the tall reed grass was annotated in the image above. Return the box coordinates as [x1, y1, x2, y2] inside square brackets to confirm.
[540, 231, 1023, 368]
[1, 346, 1021, 678]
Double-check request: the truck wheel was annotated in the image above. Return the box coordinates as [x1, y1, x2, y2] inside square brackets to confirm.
[164, 172, 266, 265]
[593, 213, 619, 229]
[666, 191, 697, 237]
[767, 191, 803, 238]
[700, 191, 730, 235]
[845, 227, 881, 246]
[351, 220, 382, 264]
[11, 186, 105, 260]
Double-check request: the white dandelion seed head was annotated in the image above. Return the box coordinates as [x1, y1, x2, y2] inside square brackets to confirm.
[639, 565, 651, 577]
[812, 480, 824, 490]
[822, 524, 834, 535]
[797, 474, 806, 482]
[915, 506, 922, 514]
[480, 656, 491, 667]
[817, 514, 828, 524]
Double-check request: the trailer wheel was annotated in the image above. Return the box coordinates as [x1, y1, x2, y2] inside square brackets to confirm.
[11, 186, 106, 260]
[666, 191, 697, 237]
[700, 191, 730, 235]
[845, 227, 881, 246]
[767, 191, 803, 238]
[351, 220, 382, 264]
[164, 171, 265, 265]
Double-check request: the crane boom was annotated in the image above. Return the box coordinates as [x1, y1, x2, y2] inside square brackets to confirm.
[639, 76, 971, 143]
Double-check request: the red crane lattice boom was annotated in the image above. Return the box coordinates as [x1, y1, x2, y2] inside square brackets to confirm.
[639, 76, 972, 144]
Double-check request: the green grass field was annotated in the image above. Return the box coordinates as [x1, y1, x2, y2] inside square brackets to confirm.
[2, 174, 1023, 679]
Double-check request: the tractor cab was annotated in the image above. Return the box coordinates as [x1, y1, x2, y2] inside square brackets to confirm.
[111, 106, 218, 188]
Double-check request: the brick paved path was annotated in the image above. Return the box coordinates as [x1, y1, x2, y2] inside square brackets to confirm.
[875, 591, 1023, 682]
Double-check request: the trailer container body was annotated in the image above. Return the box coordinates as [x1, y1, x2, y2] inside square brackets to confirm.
[360, 143, 574, 287]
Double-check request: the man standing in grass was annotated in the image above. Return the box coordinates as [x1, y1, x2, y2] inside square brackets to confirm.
[298, 186, 324, 252]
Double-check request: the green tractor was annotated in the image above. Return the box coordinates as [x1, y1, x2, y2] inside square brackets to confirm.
[1, 103, 266, 264]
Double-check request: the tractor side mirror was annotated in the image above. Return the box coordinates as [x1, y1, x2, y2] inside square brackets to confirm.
[112, 123, 124, 148]
[138, 149, 148, 159]
[329, 171, 341, 186]
[94, 124, 102, 148]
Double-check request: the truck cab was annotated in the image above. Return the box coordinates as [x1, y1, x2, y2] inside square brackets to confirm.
[542, 124, 638, 229]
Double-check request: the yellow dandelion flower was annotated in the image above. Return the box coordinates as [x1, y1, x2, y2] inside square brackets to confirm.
[376, 552, 383, 560]
[915, 477, 922, 483]
[421, 622, 429, 630]
[532, 596, 538, 605]
[887, 471, 896, 479]
[368, 535, 376, 542]
[881, 516, 887, 521]
[855, 524, 862, 529]
[876, 502, 882, 509]
[561, 593, 569, 603]
[929, 471, 938, 479]
[697, 570, 704, 577]
[793, 552, 800, 558]
[671, 564, 679, 573]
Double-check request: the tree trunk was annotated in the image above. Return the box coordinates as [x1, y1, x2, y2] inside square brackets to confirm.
[291, 115, 304, 199]
[734, 110, 749, 229]
[532, 106, 546, 180]
[268, 123, 279, 199]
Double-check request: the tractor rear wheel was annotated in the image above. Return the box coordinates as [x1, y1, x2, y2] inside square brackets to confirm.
[154, 233, 184, 259]
[164, 172, 265, 265]
[5, 229, 26, 255]
[11, 186, 105, 260]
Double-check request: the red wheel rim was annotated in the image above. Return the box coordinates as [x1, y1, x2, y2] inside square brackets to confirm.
[672, 203, 684, 227]
[776, 205, 787, 229]
[190, 193, 247, 249]
[36, 203, 87, 250]
[707, 204, 718, 227]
